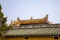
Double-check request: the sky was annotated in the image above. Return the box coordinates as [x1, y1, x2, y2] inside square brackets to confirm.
[0, 0, 60, 24]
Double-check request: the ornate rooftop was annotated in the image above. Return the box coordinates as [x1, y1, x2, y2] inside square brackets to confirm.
[11, 14, 49, 26]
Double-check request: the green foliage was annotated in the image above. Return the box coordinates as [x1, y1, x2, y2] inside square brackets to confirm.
[0, 4, 2, 10]
[0, 4, 7, 40]
[0, 4, 7, 24]
[2, 17, 7, 24]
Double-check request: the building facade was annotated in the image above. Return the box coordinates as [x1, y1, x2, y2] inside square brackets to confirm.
[4, 15, 60, 40]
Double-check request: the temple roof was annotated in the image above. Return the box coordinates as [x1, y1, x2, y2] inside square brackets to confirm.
[11, 15, 49, 25]
[4, 27, 60, 36]
[19, 15, 48, 24]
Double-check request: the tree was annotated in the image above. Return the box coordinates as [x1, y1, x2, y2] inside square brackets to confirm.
[0, 4, 7, 40]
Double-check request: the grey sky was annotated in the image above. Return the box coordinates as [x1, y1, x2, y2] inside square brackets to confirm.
[0, 0, 60, 24]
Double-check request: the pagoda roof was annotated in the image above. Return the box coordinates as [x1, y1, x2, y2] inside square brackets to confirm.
[11, 15, 49, 25]
[20, 15, 48, 24]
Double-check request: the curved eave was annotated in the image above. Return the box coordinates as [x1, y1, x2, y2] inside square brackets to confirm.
[20, 18, 48, 24]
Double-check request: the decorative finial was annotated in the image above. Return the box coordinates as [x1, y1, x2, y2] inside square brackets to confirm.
[31, 17, 33, 20]
[17, 17, 20, 21]
[46, 14, 48, 18]
[45, 14, 48, 20]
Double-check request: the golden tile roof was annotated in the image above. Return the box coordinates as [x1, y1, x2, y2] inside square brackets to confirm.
[11, 15, 48, 25]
